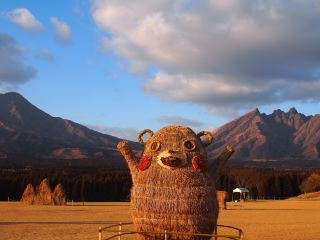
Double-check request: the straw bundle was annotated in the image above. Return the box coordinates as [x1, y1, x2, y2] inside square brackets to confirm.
[131, 166, 218, 239]
[217, 191, 228, 210]
[20, 179, 66, 206]
[20, 184, 35, 204]
[53, 184, 66, 205]
[118, 125, 234, 240]
[33, 178, 54, 205]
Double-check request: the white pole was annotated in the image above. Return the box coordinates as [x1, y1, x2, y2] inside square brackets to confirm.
[72, 200, 74, 206]
[164, 230, 168, 240]
[118, 222, 122, 240]
[99, 227, 102, 240]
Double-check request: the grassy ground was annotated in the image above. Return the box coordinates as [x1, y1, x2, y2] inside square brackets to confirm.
[221, 200, 320, 240]
[0, 200, 320, 240]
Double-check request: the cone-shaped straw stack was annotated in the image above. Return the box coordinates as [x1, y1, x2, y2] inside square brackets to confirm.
[21, 184, 35, 204]
[20, 179, 66, 205]
[33, 178, 54, 205]
[53, 184, 66, 205]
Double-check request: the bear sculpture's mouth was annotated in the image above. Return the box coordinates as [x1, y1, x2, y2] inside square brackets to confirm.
[160, 156, 181, 168]
[156, 151, 187, 170]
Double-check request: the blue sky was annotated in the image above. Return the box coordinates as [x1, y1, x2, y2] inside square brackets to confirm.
[1, 0, 320, 140]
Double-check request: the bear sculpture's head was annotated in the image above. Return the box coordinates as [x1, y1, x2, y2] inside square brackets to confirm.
[137, 125, 213, 172]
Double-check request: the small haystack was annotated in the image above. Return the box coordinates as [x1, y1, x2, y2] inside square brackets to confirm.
[20, 184, 35, 204]
[33, 178, 54, 205]
[53, 184, 66, 205]
[20, 179, 66, 206]
[217, 191, 228, 210]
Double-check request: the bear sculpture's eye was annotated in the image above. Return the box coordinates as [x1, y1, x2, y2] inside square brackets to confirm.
[184, 140, 196, 151]
[150, 141, 161, 151]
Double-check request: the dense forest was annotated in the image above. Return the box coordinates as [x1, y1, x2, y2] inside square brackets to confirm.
[1, 166, 319, 202]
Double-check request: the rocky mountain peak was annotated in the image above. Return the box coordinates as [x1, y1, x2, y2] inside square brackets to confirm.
[208, 107, 320, 162]
[247, 108, 261, 116]
[267, 107, 310, 130]
[288, 107, 298, 115]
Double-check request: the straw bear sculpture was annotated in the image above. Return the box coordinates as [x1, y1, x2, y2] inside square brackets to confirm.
[117, 125, 234, 239]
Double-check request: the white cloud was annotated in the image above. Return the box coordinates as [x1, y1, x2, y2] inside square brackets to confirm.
[50, 17, 72, 44]
[157, 115, 204, 127]
[0, 84, 18, 94]
[36, 48, 55, 62]
[9, 8, 43, 32]
[86, 124, 138, 141]
[92, 0, 320, 116]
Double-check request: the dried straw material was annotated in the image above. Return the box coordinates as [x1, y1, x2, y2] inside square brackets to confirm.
[53, 184, 66, 206]
[20, 179, 66, 206]
[217, 191, 228, 210]
[117, 125, 234, 240]
[131, 167, 218, 240]
[33, 178, 54, 205]
[20, 184, 35, 204]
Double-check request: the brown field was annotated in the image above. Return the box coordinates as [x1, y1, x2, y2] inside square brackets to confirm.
[0, 199, 320, 240]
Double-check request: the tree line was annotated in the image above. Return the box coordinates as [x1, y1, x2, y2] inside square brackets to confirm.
[0, 167, 131, 202]
[216, 168, 319, 199]
[1, 166, 319, 202]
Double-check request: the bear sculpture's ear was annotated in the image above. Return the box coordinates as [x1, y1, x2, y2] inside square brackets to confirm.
[137, 129, 154, 145]
[197, 131, 213, 147]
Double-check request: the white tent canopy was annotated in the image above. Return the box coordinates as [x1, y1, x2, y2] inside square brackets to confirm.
[232, 188, 249, 201]
[233, 188, 249, 193]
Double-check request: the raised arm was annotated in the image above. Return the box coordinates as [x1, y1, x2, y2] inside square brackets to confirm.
[117, 141, 138, 180]
[209, 145, 234, 179]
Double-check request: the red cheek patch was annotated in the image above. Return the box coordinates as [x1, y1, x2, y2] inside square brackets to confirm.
[138, 155, 151, 171]
[192, 155, 206, 172]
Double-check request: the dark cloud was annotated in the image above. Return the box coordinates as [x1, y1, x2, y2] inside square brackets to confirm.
[0, 33, 36, 84]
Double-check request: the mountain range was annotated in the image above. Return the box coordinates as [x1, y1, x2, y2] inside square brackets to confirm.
[208, 107, 320, 167]
[0, 92, 139, 167]
[0, 92, 319, 168]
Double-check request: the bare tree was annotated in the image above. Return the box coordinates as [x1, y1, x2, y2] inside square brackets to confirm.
[300, 173, 320, 193]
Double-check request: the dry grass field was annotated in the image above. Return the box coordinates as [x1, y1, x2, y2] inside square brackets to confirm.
[1, 199, 320, 240]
